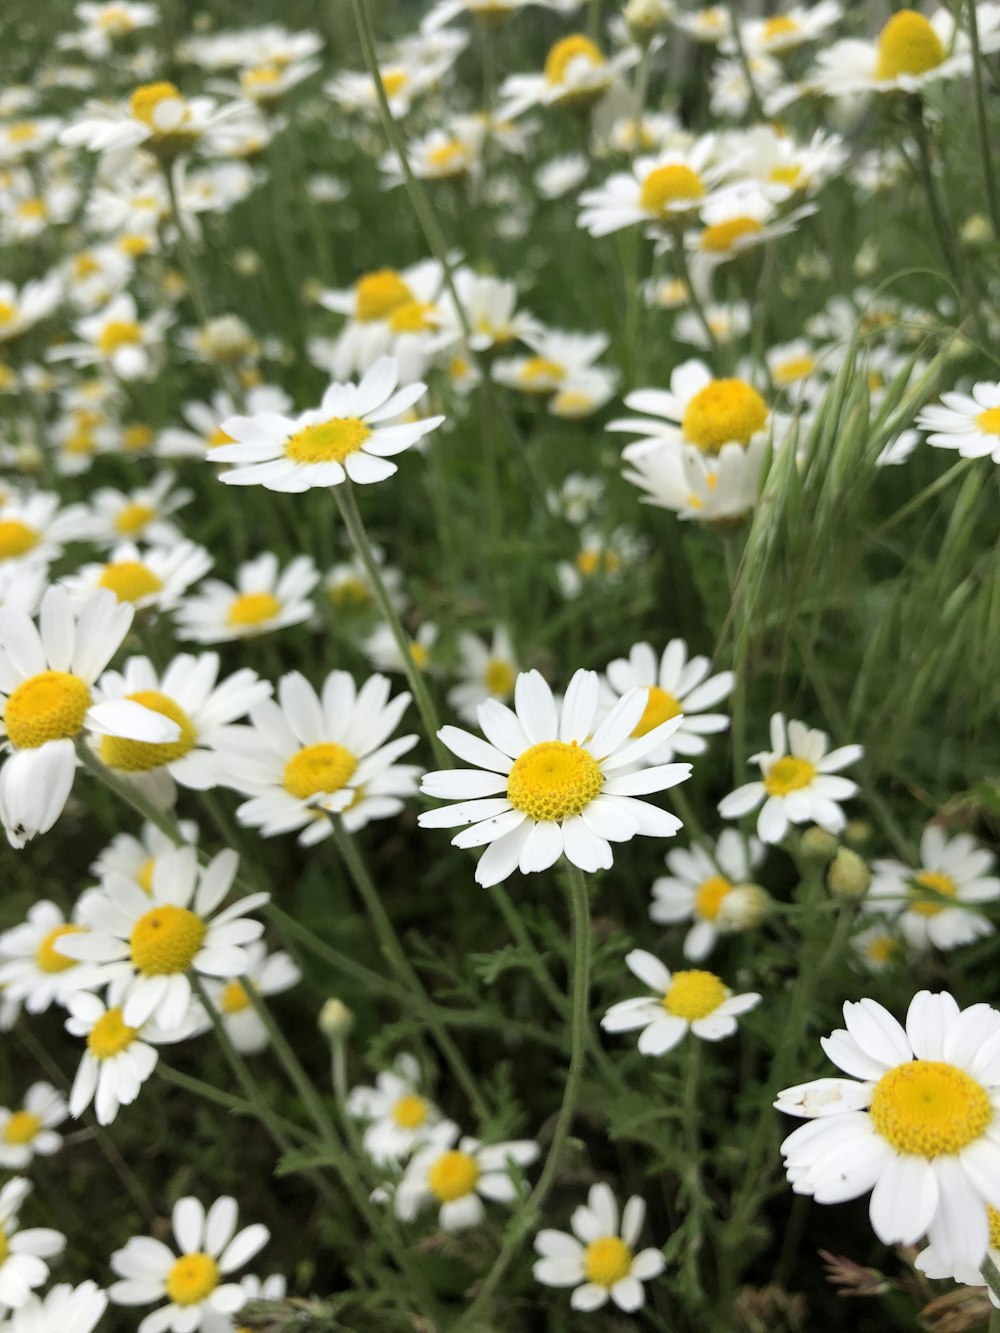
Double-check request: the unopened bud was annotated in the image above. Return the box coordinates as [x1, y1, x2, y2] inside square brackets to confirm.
[843, 819, 873, 850]
[233, 248, 260, 276]
[799, 825, 838, 865]
[624, 0, 672, 38]
[318, 998, 353, 1040]
[827, 848, 871, 901]
[961, 213, 993, 247]
[716, 883, 770, 932]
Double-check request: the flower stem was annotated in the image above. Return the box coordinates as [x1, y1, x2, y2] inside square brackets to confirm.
[725, 2, 765, 121]
[968, 0, 1000, 238]
[908, 97, 961, 290]
[156, 1061, 313, 1146]
[984, 1256, 1000, 1308]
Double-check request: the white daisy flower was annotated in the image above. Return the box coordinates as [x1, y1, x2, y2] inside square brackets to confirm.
[395, 1122, 539, 1230]
[419, 667, 690, 887]
[3, 1280, 108, 1333]
[0, 586, 183, 848]
[0, 276, 62, 344]
[90, 651, 271, 806]
[686, 186, 816, 265]
[448, 629, 519, 724]
[492, 330, 609, 398]
[158, 385, 292, 459]
[63, 1, 158, 54]
[213, 670, 419, 846]
[775, 990, 1000, 1268]
[650, 829, 766, 960]
[673, 6, 731, 43]
[534, 154, 589, 200]
[621, 437, 768, 525]
[319, 261, 446, 327]
[175, 553, 319, 644]
[201, 942, 301, 1054]
[737, 125, 847, 203]
[88, 473, 192, 548]
[549, 367, 618, 419]
[92, 819, 199, 893]
[434, 270, 540, 353]
[325, 59, 454, 120]
[0, 900, 100, 1015]
[109, 1195, 269, 1332]
[499, 33, 639, 120]
[601, 639, 733, 763]
[363, 621, 439, 677]
[813, 9, 973, 98]
[674, 301, 752, 350]
[48, 293, 172, 381]
[348, 1052, 443, 1164]
[0, 118, 62, 165]
[211, 357, 444, 491]
[916, 380, 1000, 464]
[62, 539, 212, 614]
[578, 137, 729, 237]
[869, 826, 1000, 952]
[382, 118, 486, 186]
[876, 429, 921, 467]
[533, 1182, 665, 1313]
[0, 1178, 65, 1313]
[733, 3, 842, 57]
[0, 1083, 67, 1170]
[60, 81, 259, 162]
[0, 491, 92, 569]
[718, 713, 863, 843]
[602, 949, 760, 1055]
[556, 528, 644, 600]
[852, 920, 904, 974]
[58, 846, 268, 1031]
[546, 473, 604, 527]
[917, 1205, 1000, 1305]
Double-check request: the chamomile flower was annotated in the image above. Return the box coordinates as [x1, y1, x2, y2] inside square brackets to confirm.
[493, 330, 610, 398]
[92, 820, 199, 893]
[63, 539, 212, 616]
[448, 629, 519, 724]
[533, 1183, 665, 1313]
[87, 473, 192, 548]
[622, 438, 767, 524]
[535, 153, 589, 199]
[384, 119, 485, 185]
[718, 714, 862, 843]
[61, 81, 259, 163]
[363, 621, 439, 676]
[320, 260, 446, 327]
[3, 1280, 108, 1333]
[158, 385, 292, 459]
[0, 1083, 66, 1174]
[917, 1206, 1000, 1303]
[852, 920, 904, 974]
[650, 829, 766, 960]
[916, 380, 1000, 464]
[0, 491, 91, 568]
[734, 4, 842, 57]
[578, 138, 729, 237]
[738, 125, 847, 202]
[602, 949, 760, 1054]
[110, 1195, 269, 1332]
[0, 1179, 65, 1313]
[601, 640, 733, 762]
[202, 942, 301, 1054]
[325, 59, 453, 120]
[0, 276, 62, 344]
[673, 6, 731, 43]
[813, 9, 972, 98]
[50, 294, 171, 381]
[674, 301, 752, 349]
[175, 553, 318, 644]
[687, 186, 816, 265]
[0, 118, 62, 165]
[550, 367, 618, 419]
[435, 270, 540, 352]
[348, 1053, 443, 1164]
[395, 1122, 539, 1230]
[213, 670, 419, 845]
[0, 901, 99, 1014]
[64, 1, 158, 55]
[419, 667, 690, 887]
[325, 551, 404, 615]
[775, 991, 1000, 1268]
[546, 473, 604, 526]
[500, 32, 638, 119]
[59, 846, 268, 1030]
[869, 826, 1000, 952]
[211, 357, 444, 491]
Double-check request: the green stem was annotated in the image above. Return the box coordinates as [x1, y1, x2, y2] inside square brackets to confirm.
[985, 1255, 1000, 1308]
[156, 1062, 313, 1146]
[163, 164, 211, 330]
[968, 0, 1000, 238]
[453, 862, 592, 1332]
[674, 239, 722, 361]
[725, 2, 765, 120]
[873, 457, 972, 538]
[908, 98, 961, 290]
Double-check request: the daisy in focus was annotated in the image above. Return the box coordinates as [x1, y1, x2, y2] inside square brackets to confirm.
[533, 1182, 665, 1313]
[394, 1122, 539, 1231]
[650, 829, 766, 961]
[419, 668, 691, 887]
[0, 1083, 67, 1170]
[602, 949, 760, 1055]
[202, 942, 301, 1054]
[0, 1178, 65, 1313]
[175, 552, 319, 643]
[348, 1052, 444, 1164]
[916, 379, 1000, 464]
[718, 713, 862, 843]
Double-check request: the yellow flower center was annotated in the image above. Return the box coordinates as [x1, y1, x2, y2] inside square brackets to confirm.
[769, 164, 802, 188]
[285, 417, 371, 464]
[428, 1149, 480, 1202]
[123, 424, 154, 451]
[242, 65, 280, 90]
[5, 670, 91, 748]
[88, 1006, 140, 1058]
[97, 560, 163, 604]
[990, 1205, 1000, 1250]
[772, 355, 815, 386]
[583, 1236, 633, 1287]
[874, 11, 946, 82]
[221, 979, 252, 1014]
[283, 742, 357, 800]
[695, 874, 733, 922]
[0, 301, 16, 325]
[208, 426, 234, 449]
[631, 685, 682, 738]
[137, 857, 156, 894]
[381, 69, 409, 99]
[98, 690, 196, 772]
[575, 548, 621, 577]
[0, 1233, 7, 1263]
[639, 164, 705, 215]
[129, 81, 186, 128]
[909, 869, 959, 918]
[976, 407, 1000, 437]
[544, 34, 605, 85]
[763, 755, 816, 796]
[35, 923, 85, 973]
[3, 1111, 41, 1146]
[8, 123, 39, 143]
[114, 501, 157, 536]
[484, 658, 516, 698]
[662, 969, 727, 1021]
[426, 141, 467, 174]
[97, 320, 142, 355]
[701, 216, 764, 254]
[129, 904, 206, 976]
[392, 1094, 429, 1130]
[355, 269, 414, 323]
[98, 4, 134, 32]
[0, 518, 39, 559]
[762, 15, 800, 40]
[870, 1061, 991, 1157]
[507, 740, 603, 822]
[227, 591, 281, 628]
[17, 199, 45, 222]
[120, 233, 151, 257]
[166, 1252, 220, 1306]
[866, 934, 900, 965]
[329, 576, 370, 607]
[682, 378, 768, 452]
[389, 300, 437, 333]
[409, 640, 430, 671]
[520, 357, 565, 390]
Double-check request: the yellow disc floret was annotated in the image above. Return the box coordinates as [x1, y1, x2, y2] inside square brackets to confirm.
[3, 1111, 41, 1145]
[166, 1252, 220, 1306]
[639, 164, 705, 215]
[583, 1236, 633, 1287]
[874, 11, 946, 82]
[428, 1149, 480, 1202]
[97, 560, 163, 604]
[632, 685, 682, 738]
[35, 923, 85, 973]
[129, 81, 184, 128]
[909, 869, 958, 918]
[99, 690, 196, 772]
[694, 875, 733, 922]
[129, 905, 206, 976]
[484, 659, 516, 698]
[763, 755, 816, 797]
[662, 969, 727, 1021]
[870, 1060, 991, 1157]
[977, 407, 1000, 437]
[0, 519, 39, 559]
[544, 34, 605, 85]
[220, 980, 252, 1014]
[227, 591, 281, 628]
[4, 670, 91, 748]
[283, 742, 357, 800]
[682, 378, 768, 452]
[507, 740, 603, 822]
[88, 1006, 140, 1059]
[700, 217, 764, 254]
[114, 502, 157, 536]
[392, 1094, 429, 1130]
[355, 269, 414, 323]
[97, 320, 142, 356]
[989, 1205, 1000, 1250]
[521, 357, 565, 389]
[285, 418, 371, 464]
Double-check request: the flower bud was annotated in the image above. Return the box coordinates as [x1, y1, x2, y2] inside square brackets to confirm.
[716, 883, 770, 932]
[318, 998, 353, 1040]
[799, 825, 838, 866]
[624, 0, 673, 38]
[961, 213, 993, 247]
[827, 848, 871, 901]
[233, 248, 260, 276]
[843, 819, 873, 850]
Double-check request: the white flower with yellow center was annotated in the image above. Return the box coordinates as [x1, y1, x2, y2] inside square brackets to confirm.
[110, 1195, 269, 1332]
[533, 1183, 665, 1312]
[435, 270, 540, 353]
[0, 900, 99, 1014]
[325, 58, 455, 120]
[719, 713, 862, 843]
[324, 551, 404, 616]
[499, 32, 639, 119]
[621, 437, 767, 525]
[49, 293, 172, 380]
[448, 628, 519, 725]
[395, 1122, 539, 1230]
[88, 473, 192, 548]
[578, 137, 729, 238]
[348, 1052, 444, 1164]
[62, 243, 135, 312]
[211, 357, 444, 491]
[812, 9, 972, 98]
[62, 538, 212, 615]
[63, 1, 158, 56]
[175, 553, 319, 645]
[602, 949, 760, 1054]
[202, 941, 301, 1054]
[869, 826, 1000, 952]
[852, 920, 904, 974]
[213, 669, 419, 846]
[0, 118, 61, 165]
[0, 491, 92, 569]
[92, 819, 199, 895]
[673, 6, 731, 43]
[731, 3, 842, 58]
[363, 621, 439, 677]
[320, 260, 445, 328]
[158, 385, 292, 459]
[59, 846, 268, 1030]
[546, 473, 604, 527]
[549, 366, 618, 420]
[220, 56, 320, 105]
[91, 651, 271, 805]
[0, 1083, 67, 1170]
[675, 300, 752, 350]
[776, 990, 1000, 1268]
[0, 276, 62, 344]
[916, 380, 1000, 465]
[650, 829, 765, 960]
[383, 118, 486, 185]
[918, 1205, 1000, 1304]
[60, 81, 260, 162]
[737, 125, 847, 203]
[0, 1178, 65, 1313]
[556, 528, 639, 599]
[762, 337, 826, 403]
[686, 185, 816, 265]
[493, 330, 610, 398]
[419, 667, 690, 887]
[179, 316, 260, 370]
[4, 1280, 107, 1333]
[601, 639, 733, 763]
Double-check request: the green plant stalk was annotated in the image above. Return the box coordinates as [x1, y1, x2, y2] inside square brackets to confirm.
[725, 2, 765, 120]
[156, 1062, 313, 1146]
[908, 97, 961, 290]
[985, 1255, 1000, 1308]
[968, 0, 1000, 238]
[674, 237, 723, 360]
[453, 861, 592, 1332]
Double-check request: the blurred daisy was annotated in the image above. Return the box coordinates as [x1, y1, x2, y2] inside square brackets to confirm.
[602, 949, 760, 1054]
[63, 2, 158, 55]
[0, 118, 62, 165]
[0, 491, 91, 568]
[325, 551, 404, 615]
[435, 270, 540, 352]
[363, 621, 439, 676]
[158, 385, 292, 459]
[61, 81, 259, 162]
[557, 528, 643, 599]
[383, 119, 485, 185]
[718, 713, 862, 843]
[674, 301, 751, 350]
[534, 1183, 665, 1313]
[601, 639, 733, 762]
[423, 0, 578, 31]
[395, 1122, 539, 1230]
[622, 437, 767, 525]
[852, 920, 904, 974]
[738, 125, 847, 203]
[320, 260, 444, 327]
[3, 1281, 107, 1333]
[550, 367, 618, 419]
[0, 1178, 65, 1313]
[813, 9, 972, 98]
[176, 553, 318, 644]
[348, 1052, 443, 1164]
[578, 138, 728, 237]
[673, 6, 731, 43]
[202, 942, 301, 1054]
[0, 900, 99, 1014]
[493, 330, 609, 398]
[0, 276, 62, 344]
[448, 629, 519, 724]
[109, 1195, 269, 1331]
[326, 59, 453, 120]
[49, 294, 171, 381]
[735, 4, 842, 57]
[916, 380, 1000, 464]
[534, 154, 589, 200]
[63, 539, 212, 614]
[0, 1083, 67, 1169]
[546, 473, 604, 526]
[650, 829, 765, 960]
[687, 186, 816, 265]
[419, 667, 690, 887]
[87, 473, 191, 547]
[500, 33, 638, 119]
[92, 818, 199, 892]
